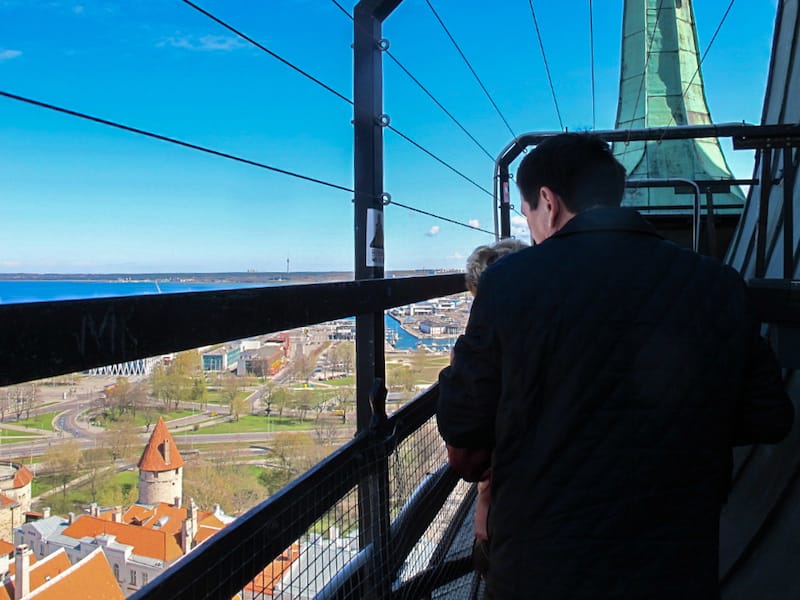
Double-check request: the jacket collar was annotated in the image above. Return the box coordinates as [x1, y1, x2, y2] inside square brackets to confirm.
[550, 206, 663, 240]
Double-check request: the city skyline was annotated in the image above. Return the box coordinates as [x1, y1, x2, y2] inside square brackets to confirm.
[0, 1, 778, 273]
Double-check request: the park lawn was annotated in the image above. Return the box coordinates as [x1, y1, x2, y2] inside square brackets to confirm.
[31, 475, 59, 498]
[323, 376, 354, 387]
[180, 415, 316, 435]
[131, 409, 196, 428]
[245, 464, 267, 481]
[0, 427, 42, 437]
[113, 469, 139, 488]
[34, 468, 141, 511]
[205, 390, 252, 405]
[14, 411, 59, 432]
[1, 434, 44, 444]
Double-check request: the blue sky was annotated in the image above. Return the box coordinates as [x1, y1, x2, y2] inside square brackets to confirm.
[0, 0, 778, 273]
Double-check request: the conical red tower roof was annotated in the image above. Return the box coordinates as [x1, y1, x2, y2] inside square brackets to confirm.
[137, 417, 184, 473]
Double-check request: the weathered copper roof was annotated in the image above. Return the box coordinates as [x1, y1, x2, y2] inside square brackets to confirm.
[612, 0, 744, 208]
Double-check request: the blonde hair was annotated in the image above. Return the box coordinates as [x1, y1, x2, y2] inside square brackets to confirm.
[465, 238, 528, 295]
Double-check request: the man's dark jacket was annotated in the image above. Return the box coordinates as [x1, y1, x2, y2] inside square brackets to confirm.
[437, 207, 793, 598]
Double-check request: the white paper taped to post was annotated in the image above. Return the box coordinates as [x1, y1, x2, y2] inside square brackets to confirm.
[367, 208, 384, 267]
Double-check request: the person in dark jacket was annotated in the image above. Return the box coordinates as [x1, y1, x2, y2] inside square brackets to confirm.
[437, 133, 794, 599]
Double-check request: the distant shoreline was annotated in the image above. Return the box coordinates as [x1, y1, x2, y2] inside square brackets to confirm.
[0, 270, 457, 284]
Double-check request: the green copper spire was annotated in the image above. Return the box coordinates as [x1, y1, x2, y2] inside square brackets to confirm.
[613, 0, 744, 208]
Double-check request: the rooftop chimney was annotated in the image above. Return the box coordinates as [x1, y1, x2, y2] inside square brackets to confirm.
[14, 545, 31, 600]
[42, 507, 50, 519]
[89, 503, 99, 518]
[181, 519, 194, 554]
[67, 512, 75, 525]
[188, 498, 198, 539]
[174, 496, 181, 508]
[112, 506, 122, 523]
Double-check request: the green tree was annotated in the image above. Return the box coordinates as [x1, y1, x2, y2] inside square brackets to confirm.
[270, 387, 291, 418]
[44, 439, 82, 505]
[387, 364, 415, 396]
[293, 389, 313, 422]
[330, 342, 355, 374]
[221, 374, 245, 420]
[190, 376, 208, 410]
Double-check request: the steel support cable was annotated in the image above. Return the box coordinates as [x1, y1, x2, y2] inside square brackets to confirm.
[659, 0, 736, 138]
[0, 90, 355, 193]
[527, 0, 564, 130]
[181, 0, 352, 105]
[329, 0, 495, 162]
[424, 0, 519, 141]
[391, 200, 494, 235]
[385, 124, 492, 196]
[589, 0, 596, 130]
[182, 0, 493, 198]
[620, 0, 666, 160]
[0, 90, 490, 235]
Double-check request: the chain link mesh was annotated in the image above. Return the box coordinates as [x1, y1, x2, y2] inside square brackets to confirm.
[235, 413, 478, 600]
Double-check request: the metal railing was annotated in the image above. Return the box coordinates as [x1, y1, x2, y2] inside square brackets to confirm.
[0, 272, 480, 599]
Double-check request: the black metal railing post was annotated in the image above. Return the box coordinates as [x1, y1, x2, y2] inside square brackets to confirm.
[757, 148, 774, 277]
[783, 146, 795, 278]
[496, 162, 511, 239]
[353, 1, 403, 595]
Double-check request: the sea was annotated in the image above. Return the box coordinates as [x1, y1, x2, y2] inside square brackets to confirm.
[0, 279, 455, 352]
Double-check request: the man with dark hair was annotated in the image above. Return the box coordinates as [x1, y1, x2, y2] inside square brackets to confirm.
[437, 133, 793, 598]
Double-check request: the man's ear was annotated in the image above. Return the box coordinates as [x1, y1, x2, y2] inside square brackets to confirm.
[539, 186, 562, 229]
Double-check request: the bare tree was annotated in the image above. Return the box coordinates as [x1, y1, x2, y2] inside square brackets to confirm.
[44, 439, 82, 506]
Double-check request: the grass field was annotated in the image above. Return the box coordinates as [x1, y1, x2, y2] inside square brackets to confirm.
[0, 427, 42, 437]
[179, 415, 319, 435]
[93, 409, 198, 429]
[322, 376, 355, 387]
[14, 411, 59, 431]
[205, 390, 252, 405]
[33, 467, 140, 510]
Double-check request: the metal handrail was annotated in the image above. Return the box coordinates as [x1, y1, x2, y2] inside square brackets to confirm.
[0, 274, 466, 387]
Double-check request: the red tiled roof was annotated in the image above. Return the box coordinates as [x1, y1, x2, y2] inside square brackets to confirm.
[0, 540, 14, 557]
[0, 549, 71, 600]
[27, 548, 124, 600]
[244, 544, 299, 596]
[121, 502, 226, 545]
[0, 495, 17, 508]
[63, 515, 183, 563]
[137, 417, 184, 472]
[13, 466, 33, 488]
[122, 503, 187, 535]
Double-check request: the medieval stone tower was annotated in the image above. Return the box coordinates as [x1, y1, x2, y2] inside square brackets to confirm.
[137, 417, 184, 505]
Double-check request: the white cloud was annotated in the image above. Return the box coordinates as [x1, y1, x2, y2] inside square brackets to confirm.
[426, 225, 441, 237]
[0, 49, 22, 61]
[468, 219, 480, 228]
[511, 215, 529, 238]
[449, 252, 464, 260]
[158, 34, 245, 52]
[0, 260, 20, 267]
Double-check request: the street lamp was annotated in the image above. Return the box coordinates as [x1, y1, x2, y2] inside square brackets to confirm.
[265, 401, 272, 435]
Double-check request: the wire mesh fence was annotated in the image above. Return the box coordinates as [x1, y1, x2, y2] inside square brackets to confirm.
[240, 415, 477, 599]
[132, 387, 480, 600]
